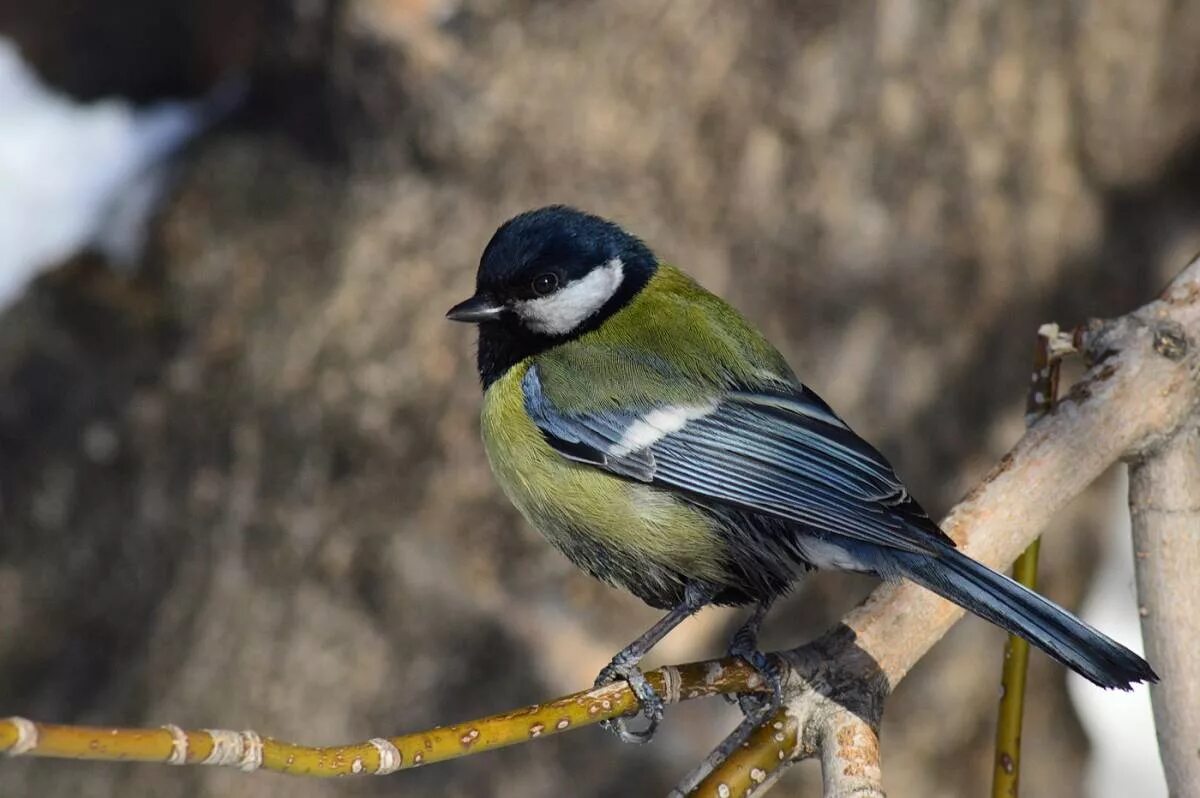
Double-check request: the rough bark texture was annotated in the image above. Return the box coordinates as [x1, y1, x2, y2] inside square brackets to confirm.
[1129, 424, 1200, 796]
[3, 2, 1200, 796]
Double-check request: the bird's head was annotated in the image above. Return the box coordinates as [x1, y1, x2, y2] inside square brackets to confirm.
[447, 206, 659, 387]
[447, 205, 657, 337]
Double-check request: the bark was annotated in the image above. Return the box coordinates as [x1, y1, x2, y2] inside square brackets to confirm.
[1129, 423, 1200, 795]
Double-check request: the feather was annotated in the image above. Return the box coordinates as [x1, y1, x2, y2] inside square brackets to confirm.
[523, 365, 949, 554]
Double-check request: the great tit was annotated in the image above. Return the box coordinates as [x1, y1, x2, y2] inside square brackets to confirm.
[447, 206, 1156, 743]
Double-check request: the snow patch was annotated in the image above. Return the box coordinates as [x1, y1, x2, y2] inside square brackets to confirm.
[0, 38, 218, 310]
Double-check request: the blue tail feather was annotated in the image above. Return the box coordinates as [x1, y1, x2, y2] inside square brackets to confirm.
[894, 545, 1157, 690]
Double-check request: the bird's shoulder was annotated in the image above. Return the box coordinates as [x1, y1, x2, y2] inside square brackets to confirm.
[532, 264, 798, 412]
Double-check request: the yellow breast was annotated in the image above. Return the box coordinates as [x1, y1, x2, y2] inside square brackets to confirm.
[480, 361, 728, 586]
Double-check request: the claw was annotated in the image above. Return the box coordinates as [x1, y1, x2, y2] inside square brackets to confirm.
[594, 656, 664, 744]
[726, 602, 782, 718]
[591, 583, 717, 744]
[731, 649, 783, 718]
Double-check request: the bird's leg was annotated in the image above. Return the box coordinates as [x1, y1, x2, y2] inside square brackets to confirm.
[726, 600, 782, 718]
[595, 582, 714, 744]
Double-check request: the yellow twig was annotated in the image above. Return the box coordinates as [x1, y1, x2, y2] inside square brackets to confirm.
[0, 658, 765, 777]
[991, 323, 1071, 797]
[690, 707, 798, 797]
[992, 538, 1041, 795]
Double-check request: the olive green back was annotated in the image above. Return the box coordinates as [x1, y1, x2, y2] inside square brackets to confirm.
[534, 265, 796, 411]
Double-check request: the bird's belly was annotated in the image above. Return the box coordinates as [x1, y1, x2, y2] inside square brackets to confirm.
[481, 370, 729, 606]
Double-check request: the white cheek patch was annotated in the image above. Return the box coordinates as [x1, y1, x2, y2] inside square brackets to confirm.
[515, 258, 625, 335]
[610, 402, 718, 457]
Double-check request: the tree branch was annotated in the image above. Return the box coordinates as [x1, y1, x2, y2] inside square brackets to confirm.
[1129, 421, 1200, 795]
[0, 660, 765, 775]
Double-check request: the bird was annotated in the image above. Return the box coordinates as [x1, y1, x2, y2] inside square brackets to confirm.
[446, 205, 1157, 743]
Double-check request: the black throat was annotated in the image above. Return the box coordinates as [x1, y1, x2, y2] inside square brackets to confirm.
[476, 264, 654, 389]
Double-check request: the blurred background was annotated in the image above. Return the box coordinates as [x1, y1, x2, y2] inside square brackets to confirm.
[0, 1, 1194, 795]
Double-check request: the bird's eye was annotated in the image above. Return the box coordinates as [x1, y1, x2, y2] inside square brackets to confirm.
[532, 273, 559, 295]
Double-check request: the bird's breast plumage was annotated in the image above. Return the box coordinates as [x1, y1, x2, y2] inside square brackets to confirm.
[480, 359, 730, 607]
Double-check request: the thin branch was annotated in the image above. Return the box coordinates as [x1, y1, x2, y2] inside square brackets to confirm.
[991, 536, 1039, 792]
[991, 323, 1071, 797]
[0, 660, 765, 776]
[669, 684, 788, 796]
[686, 707, 800, 798]
[1129, 421, 1200, 795]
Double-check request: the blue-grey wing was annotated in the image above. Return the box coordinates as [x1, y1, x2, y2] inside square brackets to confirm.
[522, 365, 952, 555]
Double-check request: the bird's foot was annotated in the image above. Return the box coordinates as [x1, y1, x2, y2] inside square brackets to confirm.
[729, 647, 783, 718]
[594, 653, 664, 744]
[725, 621, 783, 718]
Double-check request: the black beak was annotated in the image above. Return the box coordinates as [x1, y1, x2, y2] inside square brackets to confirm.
[446, 293, 505, 323]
